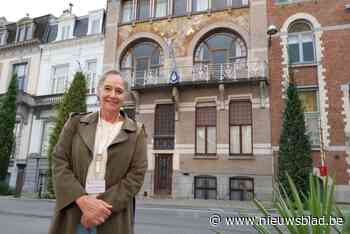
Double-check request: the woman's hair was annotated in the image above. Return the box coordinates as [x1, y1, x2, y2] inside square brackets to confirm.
[96, 70, 129, 97]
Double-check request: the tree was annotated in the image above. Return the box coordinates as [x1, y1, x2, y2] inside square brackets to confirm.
[46, 72, 87, 197]
[278, 72, 313, 197]
[0, 74, 17, 181]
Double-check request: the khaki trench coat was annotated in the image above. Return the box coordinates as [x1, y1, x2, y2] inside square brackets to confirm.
[49, 111, 147, 234]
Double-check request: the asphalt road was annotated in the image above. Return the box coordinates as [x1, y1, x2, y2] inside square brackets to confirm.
[0, 198, 257, 234]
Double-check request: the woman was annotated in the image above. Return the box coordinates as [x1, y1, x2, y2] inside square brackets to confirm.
[49, 70, 148, 234]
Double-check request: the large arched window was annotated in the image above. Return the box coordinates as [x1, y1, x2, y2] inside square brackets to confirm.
[194, 31, 247, 65]
[120, 40, 164, 86]
[287, 20, 315, 64]
[193, 30, 247, 80]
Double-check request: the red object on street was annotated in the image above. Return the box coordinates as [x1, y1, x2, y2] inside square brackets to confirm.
[319, 165, 328, 177]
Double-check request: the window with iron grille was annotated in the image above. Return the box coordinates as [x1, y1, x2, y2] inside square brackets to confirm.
[229, 100, 252, 155]
[230, 177, 254, 200]
[194, 176, 217, 200]
[196, 104, 216, 155]
[154, 104, 175, 149]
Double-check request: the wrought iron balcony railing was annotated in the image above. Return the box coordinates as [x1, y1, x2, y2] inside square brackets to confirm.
[122, 61, 267, 89]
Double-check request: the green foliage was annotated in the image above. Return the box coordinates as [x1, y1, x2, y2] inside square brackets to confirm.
[0, 74, 17, 181]
[0, 181, 14, 195]
[46, 72, 87, 198]
[254, 175, 345, 234]
[278, 82, 313, 196]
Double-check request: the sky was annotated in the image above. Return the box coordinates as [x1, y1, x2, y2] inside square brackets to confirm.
[0, 0, 107, 22]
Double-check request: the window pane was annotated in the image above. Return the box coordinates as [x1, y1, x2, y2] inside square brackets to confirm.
[207, 178, 216, 188]
[242, 125, 252, 154]
[232, 0, 243, 8]
[193, 0, 208, 11]
[25, 25, 32, 40]
[53, 65, 68, 93]
[299, 91, 317, 112]
[18, 27, 25, 41]
[174, 0, 187, 16]
[212, 0, 227, 9]
[302, 41, 314, 62]
[13, 63, 27, 91]
[155, 0, 168, 17]
[230, 191, 241, 200]
[196, 106, 216, 126]
[288, 43, 300, 63]
[207, 127, 216, 154]
[122, 1, 133, 22]
[138, 0, 150, 20]
[195, 189, 205, 199]
[196, 127, 205, 154]
[91, 19, 100, 34]
[289, 21, 312, 33]
[230, 126, 240, 154]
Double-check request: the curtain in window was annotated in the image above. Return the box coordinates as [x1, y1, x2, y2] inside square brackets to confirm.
[196, 127, 205, 154]
[207, 127, 216, 154]
[299, 91, 317, 112]
[230, 126, 240, 154]
[242, 125, 252, 154]
[288, 35, 300, 63]
[155, 0, 167, 17]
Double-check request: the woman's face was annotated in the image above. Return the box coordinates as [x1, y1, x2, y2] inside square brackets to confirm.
[98, 74, 125, 114]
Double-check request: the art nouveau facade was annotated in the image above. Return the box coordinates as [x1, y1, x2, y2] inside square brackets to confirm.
[103, 0, 273, 200]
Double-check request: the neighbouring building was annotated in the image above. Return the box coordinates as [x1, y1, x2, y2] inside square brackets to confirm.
[103, 0, 273, 200]
[267, 0, 350, 202]
[0, 7, 105, 195]
[0, 14, 53, 194]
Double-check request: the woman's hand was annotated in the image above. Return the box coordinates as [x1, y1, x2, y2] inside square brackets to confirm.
[76, 195, 113, 227]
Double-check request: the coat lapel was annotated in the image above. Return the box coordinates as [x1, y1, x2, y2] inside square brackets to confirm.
[109, 111, 137, 148]
[78, 112, 98, 154]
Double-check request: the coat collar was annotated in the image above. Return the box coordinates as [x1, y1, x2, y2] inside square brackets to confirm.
[78, 110, 137, 153]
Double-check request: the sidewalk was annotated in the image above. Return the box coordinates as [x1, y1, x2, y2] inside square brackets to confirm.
[0, 195, 274, 218]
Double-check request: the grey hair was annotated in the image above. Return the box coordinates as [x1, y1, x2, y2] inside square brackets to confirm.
[96, 70, 129, 97]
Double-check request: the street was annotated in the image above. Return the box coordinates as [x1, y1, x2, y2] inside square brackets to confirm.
[0, 198, 258, 234]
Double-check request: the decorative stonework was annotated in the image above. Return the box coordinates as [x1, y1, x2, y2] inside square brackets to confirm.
[280, 13, 330, 147]
[341, 84, 350, 177]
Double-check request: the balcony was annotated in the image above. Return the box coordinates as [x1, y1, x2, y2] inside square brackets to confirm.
[122, 61, 267, 89]
[35, 94, 63, 107]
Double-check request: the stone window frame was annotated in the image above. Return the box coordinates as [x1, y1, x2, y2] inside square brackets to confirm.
[195, 101, 217, 156]
[287, 20, 316, 65]
[51, 64, 69, 94]
[85, 59, 98, 95]
[16, 23, 34, 42]
[229, 99, 253, 156]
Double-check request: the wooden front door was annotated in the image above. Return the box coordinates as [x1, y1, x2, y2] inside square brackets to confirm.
[154, 154, 172, 195]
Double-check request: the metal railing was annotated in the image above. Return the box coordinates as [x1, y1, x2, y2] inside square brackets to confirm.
[122, 61, 267, 88]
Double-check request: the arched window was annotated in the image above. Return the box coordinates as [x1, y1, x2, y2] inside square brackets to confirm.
[194, 31, 247, 65]
[288, 20, 315, 64]
[120, 40, 164, 86]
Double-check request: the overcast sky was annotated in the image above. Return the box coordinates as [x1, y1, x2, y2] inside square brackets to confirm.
[0, 0, 106, 22]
